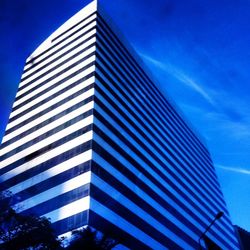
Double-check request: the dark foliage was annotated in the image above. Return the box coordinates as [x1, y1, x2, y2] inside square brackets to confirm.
[66, 227, 119, 250]
[0, 191, 61, 250]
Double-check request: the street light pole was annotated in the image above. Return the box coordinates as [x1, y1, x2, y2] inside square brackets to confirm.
[198, 211, 224, 249]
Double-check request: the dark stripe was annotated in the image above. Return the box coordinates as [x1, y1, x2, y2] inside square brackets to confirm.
[90, 184, 185, 249]
[1, 110, 93, 162]
[97, 14, 210, 158]
[23, 22, 96, 75]
[89, 210, 151, 250]
[2, 96, 93, 147]
[25, 13, 97, 67]
[11, 71, 94, 117]
[15, 161, 91, 203]
[91, 159, 233, 249]
[19, 42, 95, 92]
[17, 34, 96, 96]
[94, 68, 224, 208]
[96, 25, 216, 177]
[15, 52, 95, 103]
[92, 121, 235, 243]
[22, 183, 90, 217]
[0, 141, 92, 192]
[52, 210, 88, 236]
[52, 12, 96, 43]
[10, 76, 94, 124]
[5, 82, 94, 136]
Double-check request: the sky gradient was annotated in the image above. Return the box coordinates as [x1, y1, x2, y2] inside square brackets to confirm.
[0, 0, 249, 231]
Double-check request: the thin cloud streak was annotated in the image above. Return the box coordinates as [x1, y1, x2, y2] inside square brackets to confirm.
[216, 165, 250, 175]
[141, 54, 215, 105]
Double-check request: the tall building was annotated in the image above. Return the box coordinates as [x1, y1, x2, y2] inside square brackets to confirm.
[0, 1, 240, 249]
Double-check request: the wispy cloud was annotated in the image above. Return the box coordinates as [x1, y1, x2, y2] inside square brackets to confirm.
[141, 53, 216, 105]
[216, 165, 250, 175]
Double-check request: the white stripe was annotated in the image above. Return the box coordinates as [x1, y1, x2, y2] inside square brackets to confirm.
[1, 115, 93, 168]
[52, 14, 96, 46]
[6, 150, 92, 195]
[12, 60, 95, 117]
[11, 73, 94, 122]
[2, 86, 94, 143]
[15, 46, 95, 101]
[10, 72, 94, 123]
[44, 196, 90, 223]
[4, 75, 95, 136]
[93, 134, 232, 244]
[90, 198, 167, 250]
[22, 28, 96, 80]
[92, 174, 193, 249]
[1, 101, 94, 156]
[11, 45, 96, 119]
[92, 152, 200, 239]
[20, 38, 96, 90]
[95, 80, 224, 210]
[21, 15, 96, 80]
[14, 171, 91, 212]
[1, 130, 93, 181]
[23, 20, 96, 73]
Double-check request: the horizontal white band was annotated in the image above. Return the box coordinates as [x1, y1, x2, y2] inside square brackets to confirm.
[1, 101, 94, 155]
[6, 149, 92, 195]
[1, 115, 93, 168]
[15, 47, 96, 102]
[14, 171, 91, 212]
[1, 130, 93, 181]
[44, 196, 90, 223]
[23, 28, 97, 80]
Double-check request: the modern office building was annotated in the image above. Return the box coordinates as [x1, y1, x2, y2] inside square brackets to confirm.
[0, 1, 240, 249]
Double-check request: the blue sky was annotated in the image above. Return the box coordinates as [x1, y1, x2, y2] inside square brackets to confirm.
[0, 0, 249, 231]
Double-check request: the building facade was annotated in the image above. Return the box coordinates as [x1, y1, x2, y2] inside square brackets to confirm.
[0, 1, 240, 249]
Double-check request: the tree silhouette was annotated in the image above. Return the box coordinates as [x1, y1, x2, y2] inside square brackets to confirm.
[66, 227, 119, 250]
[0, 191, 61, 250]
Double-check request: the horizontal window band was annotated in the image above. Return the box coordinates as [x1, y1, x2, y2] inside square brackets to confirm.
[93, 105, 224, 212]
[52, 12, 97, 43]
[6, 84, 94, 136]
[52, 210, 88, 236]
[91, 153, 235, 249]
[2, 97, 93, 148]
[92, 124, 235, 241]
[24, 13, 97, 68]
[94, 70, 223, 205]
[21, 29, 96, 83]
[10, 76, 94, 124]
[97, 15, 209, 156]
[19, 41, 96, 93]
[23, 23, 96, 76]
[15, 52, 95, 103]
[90, 184, 192, 249]
[13, 161, 91, 204]
[95, 41, 216, 183]
[1, 110, 93, 160]
[93, 91, 235, 240]
[0, 142, 92, 192]
[20, 183, 90, 218]
[95, 31, 213, 171]
[91, 163, 201, 242]
[1, 125, 92, 175]
[11, 71, 94, 118]
[88, 210, 153, 250]
[97, 19, 208, 165]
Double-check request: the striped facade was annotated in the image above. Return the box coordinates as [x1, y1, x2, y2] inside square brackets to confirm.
[0, 1, 240, 249]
